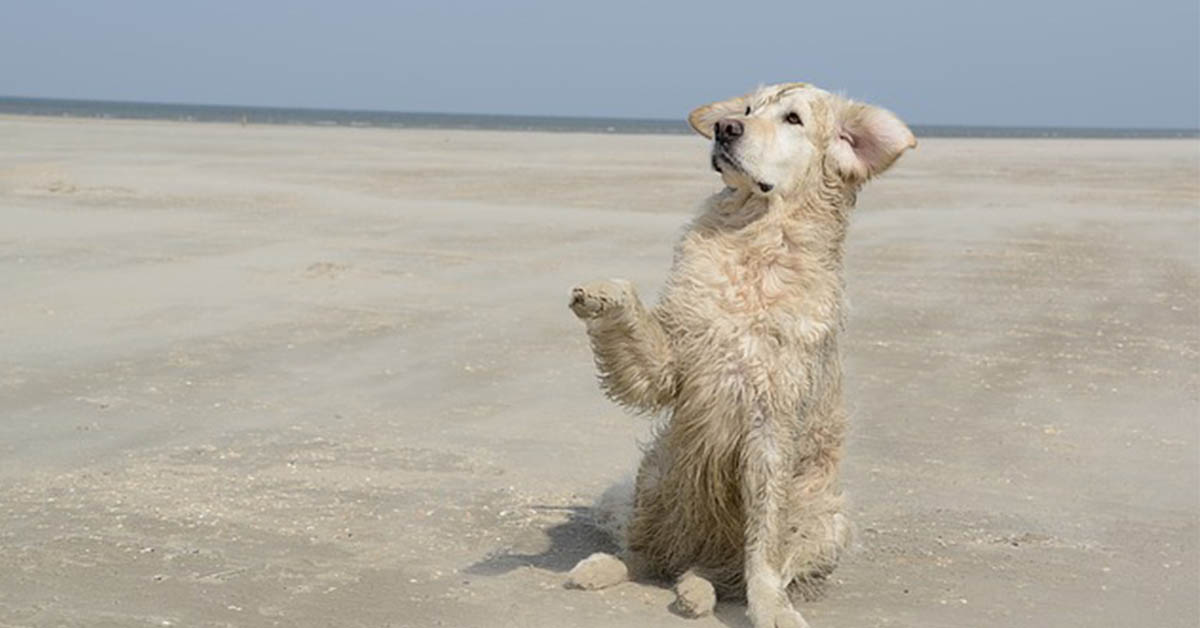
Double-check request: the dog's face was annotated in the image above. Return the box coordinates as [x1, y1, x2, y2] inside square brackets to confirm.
[689, 83, 916, 196]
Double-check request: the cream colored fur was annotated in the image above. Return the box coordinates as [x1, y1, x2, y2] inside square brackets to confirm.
[566, 83, 915, 628]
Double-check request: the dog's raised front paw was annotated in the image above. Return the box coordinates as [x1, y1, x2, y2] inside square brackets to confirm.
[568, 279, 631, 320]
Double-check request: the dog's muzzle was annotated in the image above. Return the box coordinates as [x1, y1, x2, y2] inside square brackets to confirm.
[711, 147, 743, 175]
[711, 135, 775, 194]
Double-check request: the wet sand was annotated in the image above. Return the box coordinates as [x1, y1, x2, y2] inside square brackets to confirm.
[1, 115, 1197, 627]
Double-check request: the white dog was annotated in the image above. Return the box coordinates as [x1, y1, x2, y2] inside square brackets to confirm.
[567, 82, 915, 628]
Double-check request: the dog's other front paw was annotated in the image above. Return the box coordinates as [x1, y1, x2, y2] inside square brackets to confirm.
[568, 279, 631, 320]
[749, 595, 809, 628]
[773, 608, 810, 628]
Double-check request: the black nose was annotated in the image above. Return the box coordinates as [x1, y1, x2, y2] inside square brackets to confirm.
[715, 118, 743, 142]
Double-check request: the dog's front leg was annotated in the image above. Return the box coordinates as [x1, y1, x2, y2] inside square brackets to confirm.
[569, 279, 675, 413]
[742, 403, 809, 628]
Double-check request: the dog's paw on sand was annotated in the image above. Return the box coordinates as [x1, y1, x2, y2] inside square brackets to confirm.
[671, 571, 716, 618]
[774, 608, 811, 628]
[564, 552, 628, 590]
[568, 280, 631, 320]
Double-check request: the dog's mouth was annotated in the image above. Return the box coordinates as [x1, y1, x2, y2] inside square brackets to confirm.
[711, 147, 774, 194]
[711, 146, 743, 174]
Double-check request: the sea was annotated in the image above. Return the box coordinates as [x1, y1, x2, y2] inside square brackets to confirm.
[0, 96, 1195, 139]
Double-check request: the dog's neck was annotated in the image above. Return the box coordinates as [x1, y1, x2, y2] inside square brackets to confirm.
[705, 169, 856, 266]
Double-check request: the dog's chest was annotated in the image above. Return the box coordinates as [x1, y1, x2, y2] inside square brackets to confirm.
[659, 219, 845, 441]
[668, 230, 837, 352]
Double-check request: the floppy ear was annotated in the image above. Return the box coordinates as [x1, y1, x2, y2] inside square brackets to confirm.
[687, 94, 750, 139]
[830, 101, 917, 181]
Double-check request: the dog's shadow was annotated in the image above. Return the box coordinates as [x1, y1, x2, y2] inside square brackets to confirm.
[464, 504, 620, 575]
[464, 503, 756, 628]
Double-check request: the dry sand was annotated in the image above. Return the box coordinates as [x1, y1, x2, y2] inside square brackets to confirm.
[0, 115, 1197, 627]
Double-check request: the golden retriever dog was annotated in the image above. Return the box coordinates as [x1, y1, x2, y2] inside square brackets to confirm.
[565, 82, 916, 628]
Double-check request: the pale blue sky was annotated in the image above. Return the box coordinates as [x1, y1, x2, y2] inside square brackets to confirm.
[2, 0, 1198, 128]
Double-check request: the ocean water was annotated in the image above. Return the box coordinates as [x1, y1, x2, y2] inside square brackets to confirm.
[1, 96, 1195, 139]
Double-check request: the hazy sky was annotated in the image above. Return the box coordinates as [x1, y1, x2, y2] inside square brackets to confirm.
[3, 0, 1198, 128]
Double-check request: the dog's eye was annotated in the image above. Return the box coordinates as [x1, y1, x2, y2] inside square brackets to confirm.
[785, 112, 803, 126]
[744, 106, 751, 115]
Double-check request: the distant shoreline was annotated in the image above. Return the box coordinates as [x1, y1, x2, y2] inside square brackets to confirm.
[1, 95, 1196, 139]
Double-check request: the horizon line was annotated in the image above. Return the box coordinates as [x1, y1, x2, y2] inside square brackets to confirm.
[2, 93, 1197, 135]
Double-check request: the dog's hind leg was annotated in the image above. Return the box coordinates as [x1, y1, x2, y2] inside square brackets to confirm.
[784, 509, 852, 603]
[565, 552, 629, 590]
[671, 569, 717, 618]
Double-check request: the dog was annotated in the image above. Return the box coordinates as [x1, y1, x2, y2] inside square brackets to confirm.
[565, 82, 915, 628]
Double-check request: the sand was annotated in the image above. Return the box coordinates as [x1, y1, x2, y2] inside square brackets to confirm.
[0, 115, 1197, 628]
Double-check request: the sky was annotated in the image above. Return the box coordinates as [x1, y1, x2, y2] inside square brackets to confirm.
[2, 0, 1198, 128]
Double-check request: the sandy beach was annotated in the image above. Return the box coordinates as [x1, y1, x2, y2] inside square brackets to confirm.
[1, 115, 1197, 627]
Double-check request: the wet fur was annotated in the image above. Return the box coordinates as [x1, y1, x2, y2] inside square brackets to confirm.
[568, 83, 914, 627]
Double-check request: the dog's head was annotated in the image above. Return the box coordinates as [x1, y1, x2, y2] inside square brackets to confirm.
[689, 82, 916, 196]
